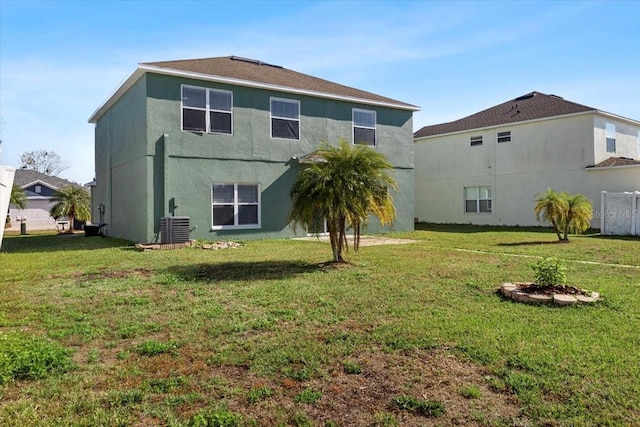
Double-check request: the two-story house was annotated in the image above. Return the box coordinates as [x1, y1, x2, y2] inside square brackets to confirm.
[89, 56, 418, 243]
[414, 91, 640, 228]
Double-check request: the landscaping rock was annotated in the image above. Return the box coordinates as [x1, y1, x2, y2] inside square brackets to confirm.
[553, 294, 578, 306]
[500, 283, 517, 297]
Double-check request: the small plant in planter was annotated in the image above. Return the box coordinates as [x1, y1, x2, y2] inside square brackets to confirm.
[499, 257, 600, 305]
[531, 257, 567, 289]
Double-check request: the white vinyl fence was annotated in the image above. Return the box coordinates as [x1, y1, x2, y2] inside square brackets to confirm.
[600, 191, 640, 236]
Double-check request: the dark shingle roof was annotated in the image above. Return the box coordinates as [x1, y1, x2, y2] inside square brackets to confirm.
[13, 169, 79, 189]
[141, 56, 418, 109]
[586, 157, 640, 169]
[414, 91, 596, 138]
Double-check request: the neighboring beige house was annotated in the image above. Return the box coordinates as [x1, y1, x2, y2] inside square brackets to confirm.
[7, 169, 83, 231]
[414, 91, 640, 228]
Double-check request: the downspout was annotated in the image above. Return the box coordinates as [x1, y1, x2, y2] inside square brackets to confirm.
[632, 192, 638, 236]
[163, 134, 170, 217]
[600, 191, 606, 234]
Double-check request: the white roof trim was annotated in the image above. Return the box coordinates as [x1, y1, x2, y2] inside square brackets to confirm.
[21, 180, 58, 190]
[414, 110, 640, 142]
[89, 65, 419, 123]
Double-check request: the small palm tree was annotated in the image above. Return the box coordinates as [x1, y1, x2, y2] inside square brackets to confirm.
[10, 185, 27, 209]
[534, 188, 592, 242]
[49, 186, 91, 234]
[534, 188, 567, 241]
[289, 139, 397, 262]
[561, 193, 592, 241]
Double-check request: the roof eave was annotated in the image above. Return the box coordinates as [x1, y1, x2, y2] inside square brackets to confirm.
[89, 65, 419, 124]
[585, 164, 640, 171]
[414, 110, 600, 141]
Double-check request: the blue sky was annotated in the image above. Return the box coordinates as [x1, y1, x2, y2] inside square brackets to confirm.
[1, 0, 639, 183]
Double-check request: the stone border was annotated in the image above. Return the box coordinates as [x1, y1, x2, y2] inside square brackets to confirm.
[499, 283, 600, 306]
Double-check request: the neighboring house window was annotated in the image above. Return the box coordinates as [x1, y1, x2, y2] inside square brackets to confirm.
[353, 109, 376, 146]
[605, 122, 616, 153]
[497, 131, 511, 143]
[212, 183, 260, 229]
[470, 136, 483, 147]
[465, 186, 492, 213]
[637, 130, 640, 157]
[35, 185, 41, 194]
[181, 85, 232, 134]
[271, 98, 300, 140]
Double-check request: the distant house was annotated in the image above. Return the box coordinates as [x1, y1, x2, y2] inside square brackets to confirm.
[88, 56, 418, 243]
[8, 169, 85, 231]
[414, 91, 640, 228]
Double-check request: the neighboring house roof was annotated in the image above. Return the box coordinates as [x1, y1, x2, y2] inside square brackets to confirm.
[13, 169, 79, 192]
[586, 156, 640, 169]
[414, 91, 636, 139]
[90, 56, 419, 123]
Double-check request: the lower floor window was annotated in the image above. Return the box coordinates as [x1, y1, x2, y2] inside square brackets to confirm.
[465, 186, 492, 213]
[212, 183, 260, 229]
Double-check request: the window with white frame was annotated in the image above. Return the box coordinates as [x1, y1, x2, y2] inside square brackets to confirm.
[35, 185, 42, 194]
[271, 98, 300, 139]
[497, 131, 511, 143]
[470, 136, 483, 147]
[212, 183, 260, 229]
[182, 85, 232, 134]
[353, 109, 376, 146]
[605, 122, 616, 153]
[465, 186, 492, 213]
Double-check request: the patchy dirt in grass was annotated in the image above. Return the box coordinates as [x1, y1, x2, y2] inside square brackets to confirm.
[294, 235, 418, 247]
[73, 267, 153, 282]
[184, 349, 527, 426]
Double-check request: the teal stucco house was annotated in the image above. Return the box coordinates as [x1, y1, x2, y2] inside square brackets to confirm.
[88, 56, 419, 243]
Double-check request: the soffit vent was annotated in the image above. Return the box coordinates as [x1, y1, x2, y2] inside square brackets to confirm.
[160, 216, 190, 244]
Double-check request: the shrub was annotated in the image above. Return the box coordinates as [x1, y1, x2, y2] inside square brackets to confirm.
[0, 331, 74, 384]
[531, 257, 567, 286]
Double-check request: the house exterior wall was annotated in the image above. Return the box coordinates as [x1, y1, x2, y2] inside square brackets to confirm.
[415, 113, 640, 228]
[7, 199, 57, 231]
[94, 73, 414, 243]
[93, 75, 149, 243]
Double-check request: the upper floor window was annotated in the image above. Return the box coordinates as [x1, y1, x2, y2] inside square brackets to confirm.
[470, 136, 483, 147]
[212, 183, 260, 229]
[182, 86, 232, 134]
[35, 185, 41, 194]
[271, 98, 300, 140]
[497, 131, 511, 143]
[637, 130, 640, 157]
[353, 109, 376, 146]
[605, 122, 616, 153]
[465, 186, 492, 213]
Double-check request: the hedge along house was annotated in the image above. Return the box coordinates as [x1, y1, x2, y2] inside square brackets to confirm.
[88, 56, 419, 243]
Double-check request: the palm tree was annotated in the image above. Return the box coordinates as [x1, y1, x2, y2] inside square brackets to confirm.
[534, 188, 567, 241]
[534, 188, 592, 241]
[10, 185, 27, 209]
[561, 193, 593, 241]
[289, 139, 397, 262]
[49, 186, 91, 234]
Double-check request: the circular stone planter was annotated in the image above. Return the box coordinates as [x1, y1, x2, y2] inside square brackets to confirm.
[499, 282, 600, 306]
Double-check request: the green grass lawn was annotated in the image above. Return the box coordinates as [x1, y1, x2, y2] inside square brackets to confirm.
[0, 225, 638, 426]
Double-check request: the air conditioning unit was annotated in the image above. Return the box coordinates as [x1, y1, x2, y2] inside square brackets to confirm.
[160, 216, 190, 244]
